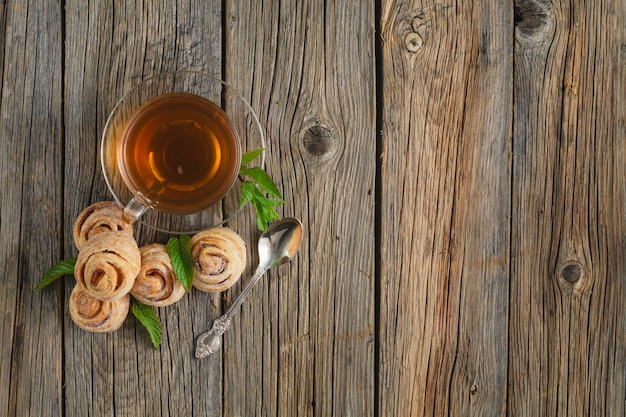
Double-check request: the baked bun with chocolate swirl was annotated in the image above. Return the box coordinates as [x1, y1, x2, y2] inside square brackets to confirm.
[131, 243, 186, 306]
[190, 227, 247, 292]
[75, 231, 141, 301]
[69, 285, 130, 333]
[73, 201, 134, 251]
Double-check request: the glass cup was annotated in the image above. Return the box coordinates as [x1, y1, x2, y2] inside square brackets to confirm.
[101, 71, 265, 234]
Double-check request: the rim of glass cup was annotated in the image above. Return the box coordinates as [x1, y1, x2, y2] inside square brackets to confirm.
[100, 70, 266, 234]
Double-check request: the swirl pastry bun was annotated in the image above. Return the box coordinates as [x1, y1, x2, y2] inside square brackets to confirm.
[131, 243, 186, 306]
[75, 231, 141, 301]
[69, 285, 130, 333]
[73, 201, 134, 251]
[190, 227, 247, 292]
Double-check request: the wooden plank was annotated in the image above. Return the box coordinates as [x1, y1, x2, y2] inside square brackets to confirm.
[379, 1, 512, 415]
[223, 0, 376, 415]
[510, 0, 626, 415]
[0, 1, 64, 416]
[63, 2, 224, 416]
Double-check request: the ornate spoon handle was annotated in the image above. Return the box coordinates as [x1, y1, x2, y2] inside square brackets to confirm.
[195, 315, 232, 358]
[195, 264, 268, 358]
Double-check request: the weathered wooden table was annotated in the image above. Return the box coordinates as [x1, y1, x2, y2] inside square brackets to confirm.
[1, 1, 624, 416]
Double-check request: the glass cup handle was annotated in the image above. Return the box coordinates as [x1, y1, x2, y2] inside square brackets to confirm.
[122, 193, 151, 223]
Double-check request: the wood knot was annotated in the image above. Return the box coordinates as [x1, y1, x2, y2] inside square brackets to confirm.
[514, 0, 554, 42]
[560, 261, 583, 284]
[303, 125, 332, 155]
[387, 9, 428, 59]
[404, 32, 423, 52]
[301, 124, 336, 157]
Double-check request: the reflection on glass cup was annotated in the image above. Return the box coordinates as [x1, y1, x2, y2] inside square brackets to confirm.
[101, 71, 265, 233]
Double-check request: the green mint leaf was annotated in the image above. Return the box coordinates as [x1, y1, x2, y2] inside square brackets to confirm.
[35, 258, 77, 291]
[239, 166, 282, 198]
[252, 198, 282, 231]
[240, 181, 284, 230]
[167, 236, 194, 292]
[241, 147, 265, 165]
[131, 301, 162, 349]
[254, 193, 285, 207]
[239, 148, 284, 231]
[178, 234, 193, 272]
[240, 181, 260, 208]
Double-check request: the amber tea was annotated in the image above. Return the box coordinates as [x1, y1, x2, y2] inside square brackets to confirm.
[118, 92, 241, 215]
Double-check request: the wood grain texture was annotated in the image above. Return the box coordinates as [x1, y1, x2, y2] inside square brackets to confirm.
[0, 1, 64, 416]
[1, 0, 625, 415]
[510, 0, 626, 415]
[379, 1, 512, 415]
[63, 1, 224, 416]
[223, 1, 376, 415]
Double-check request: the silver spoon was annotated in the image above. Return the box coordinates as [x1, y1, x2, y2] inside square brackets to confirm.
[195, 217, 303, 358]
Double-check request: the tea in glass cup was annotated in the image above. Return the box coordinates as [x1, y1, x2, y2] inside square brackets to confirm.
[118, 92, 241, 215]
[101, 71, 265, 234]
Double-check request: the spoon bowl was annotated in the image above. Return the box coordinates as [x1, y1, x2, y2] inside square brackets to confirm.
[195, 217, 303, 358]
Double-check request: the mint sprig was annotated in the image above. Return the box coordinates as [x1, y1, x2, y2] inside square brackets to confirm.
[131, 301, 162, 349]
[35, 258, 77, 291]
[167, 235, 194, 291]
[241, 147, 264, 165]
[239, 148, 284, 231]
